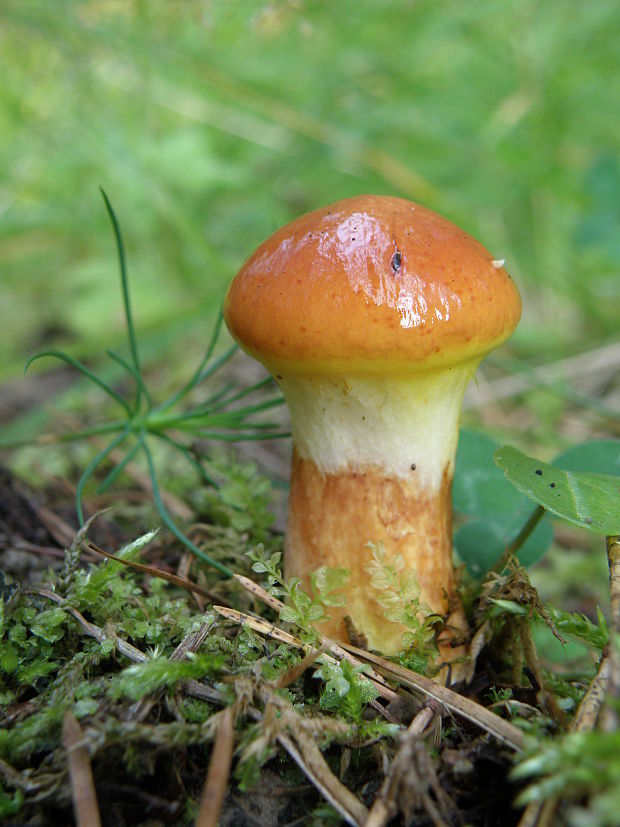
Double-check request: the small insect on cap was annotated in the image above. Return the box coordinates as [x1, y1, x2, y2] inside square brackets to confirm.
[224, 195, 521, 376]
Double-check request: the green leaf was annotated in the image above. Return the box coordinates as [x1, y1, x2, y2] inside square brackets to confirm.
[552, 440, 620, 476]
[384, 607, 408, 623]
[311, 566, 349, 595]
[489, 599, 529, 616]
[29, 608, 68, 643]
[0, 785, 23, 817]
[278, 605, 300, 623]
[453, 430, 553, 573]
[494, 445, 620, 535]
[117, 529, 160, 559]
[109, 654, 223, 701]
[0, 645, 19, 673]
[305, 604, 324, 622]
[454, 518, 553, 577]
[454, 429, 525, 518]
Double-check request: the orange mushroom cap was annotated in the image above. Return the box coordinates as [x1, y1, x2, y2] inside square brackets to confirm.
[224, 195, 521, 376]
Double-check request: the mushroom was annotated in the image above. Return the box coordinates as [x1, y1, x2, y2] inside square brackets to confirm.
[224, 195, 521, 657]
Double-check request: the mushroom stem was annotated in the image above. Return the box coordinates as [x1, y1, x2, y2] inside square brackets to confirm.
[279, 363, 478, 655]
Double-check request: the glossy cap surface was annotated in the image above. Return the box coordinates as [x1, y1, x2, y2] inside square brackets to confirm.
[224, 195, 521, 375]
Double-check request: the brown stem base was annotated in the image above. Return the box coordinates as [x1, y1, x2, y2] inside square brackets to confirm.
[285, 451, 467, 657]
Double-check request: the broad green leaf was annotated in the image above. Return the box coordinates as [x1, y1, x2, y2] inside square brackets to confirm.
[453, 430, 553, 573]
[494, 446, 620, 535]
[454, 429, 524, 518]
[552, 440, 620, 476]
[454, 518, 553, 577]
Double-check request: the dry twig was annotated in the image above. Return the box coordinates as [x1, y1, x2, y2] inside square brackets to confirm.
[213, 604, 398, 704]
[62, 710, 102, 827]
[196, 706, 235, 827]
[364, 705, 438, 827]
[343, 644, 525, 751]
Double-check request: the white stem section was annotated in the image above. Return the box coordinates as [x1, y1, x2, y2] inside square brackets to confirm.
[278, 362, 479, 489]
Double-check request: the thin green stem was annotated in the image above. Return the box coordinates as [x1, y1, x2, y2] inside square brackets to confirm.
[0, 419, 131, 450]
[151, 344, 237, 416]
[193, 382, 238, 411]
[75, 426, 132, 524]
[96, 438, 143, 493]
[158, 396, 284, 427]
[207, 375, 277, 411]
[207, 396, 285, 419]
[24, 350, 132, 416]
[493, 505, 546, 573]
[189, 429, 291, 442]
[151, 431, 219, 489]
[153, 310, 229, 414]
[100, 188, 142, 411]
[194, 345, 238, 385]
[106, 349, 152, 411]
[141, 440, 233, 577]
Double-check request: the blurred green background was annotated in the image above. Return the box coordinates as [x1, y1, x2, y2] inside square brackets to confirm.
[1, 0, 619, 383]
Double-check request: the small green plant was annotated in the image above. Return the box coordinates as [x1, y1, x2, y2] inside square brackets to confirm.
[248, 545, 348, 636]
[18, 191, 288, 577]
[513, 728, 620, 827]
[313, 658, 379, 723]
[488, 686, 514, 704]
[365, 543, 440, 669]
[108, 652, 225, 702]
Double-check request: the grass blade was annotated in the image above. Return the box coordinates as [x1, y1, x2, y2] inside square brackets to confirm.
[153, 310, 229, 414]
[194, 345, 238, 385]
[100, 188, 142, 411]
[141, 439, 233, 577]
[106, 349, 152, 411]
[75, 426, 132, 524]
[190, 429, 291, 442]
[206, 375, 277, 410]
[96, 438, 143, 494]
[24, 350, 133, 416]
[166, 396, 284, 426]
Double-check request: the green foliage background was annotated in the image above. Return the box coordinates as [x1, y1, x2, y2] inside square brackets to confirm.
[2, 0, 620, 380]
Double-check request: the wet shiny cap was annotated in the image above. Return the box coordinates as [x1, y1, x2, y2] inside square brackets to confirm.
[224, 195, 521, 375]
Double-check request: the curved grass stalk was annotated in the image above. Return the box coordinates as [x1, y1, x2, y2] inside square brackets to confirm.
[96, 438, 143, 494]
[492, 352, 620, 422]
[75, 426, 133, 524]
[24, 350, 132, 416]
[207, 375, 276, 411]
[141, 439, 233, 578]
[152, 310, 227, 414]
[105, 349, 152, 411]
[190, 430, 291, 442]
[100, 188, 143, 411]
